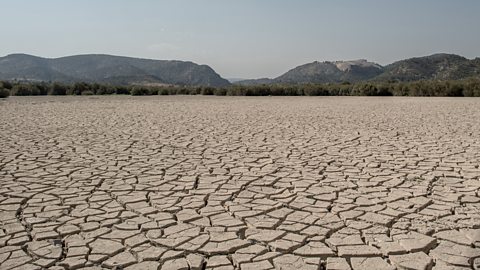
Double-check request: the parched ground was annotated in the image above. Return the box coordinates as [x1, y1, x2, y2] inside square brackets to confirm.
[0, 96, 479, 270]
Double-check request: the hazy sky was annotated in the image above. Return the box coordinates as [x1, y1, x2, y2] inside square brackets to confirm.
[1, 0, 479, 78]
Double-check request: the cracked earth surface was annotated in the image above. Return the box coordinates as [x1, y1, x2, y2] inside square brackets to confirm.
[0, 96, 479, 270]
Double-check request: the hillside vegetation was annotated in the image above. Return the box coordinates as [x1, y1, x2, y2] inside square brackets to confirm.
[378, 54, 480, 81]
[237, 54, 480, 85]
[0, 54, 230, 87]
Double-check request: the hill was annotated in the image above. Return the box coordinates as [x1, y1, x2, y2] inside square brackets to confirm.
[277, 60, 384, 84]
[377, 53, 480, 81]
[0, 54, 230, 87]
[237, 54, 480, 85]
[238, 59, 384, 85]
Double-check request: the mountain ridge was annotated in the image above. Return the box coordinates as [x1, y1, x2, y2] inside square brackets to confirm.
[237, 53, 480, 85]
[1, 53, 479, 87]
[378, 53, 480, 81]
[0, 53, 230, 87]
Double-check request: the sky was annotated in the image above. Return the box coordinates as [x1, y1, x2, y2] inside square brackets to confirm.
[1, 0, 479, 79]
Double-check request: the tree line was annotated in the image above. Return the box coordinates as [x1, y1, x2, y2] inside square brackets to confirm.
[1, 79, 480, 98]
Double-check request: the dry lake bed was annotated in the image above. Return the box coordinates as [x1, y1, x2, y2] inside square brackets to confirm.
[0, 96, 479, 270]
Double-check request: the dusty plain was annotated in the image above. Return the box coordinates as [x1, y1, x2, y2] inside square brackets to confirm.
[0, 96, 479, 270]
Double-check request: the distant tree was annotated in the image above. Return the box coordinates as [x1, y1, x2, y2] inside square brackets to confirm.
[29, 85, 41, 96]
[49, 82, 67, 95]
[0, 81, 13, 90]
[304, 84, 328, 96]
[115, 86, 130, 95]
[159, 87, 170, 95]
[1, 78, 478, 97]
[90, 83, 102, 95]
[376, 84, 393, 96]
[32, 83, 49, 95]
[96, 85, 115, 95]
[214, 88, 227, 96]
[148, 88, 159, 95]
[72, 82, 89, 95]
[200, 87, 215, 95]
[0, 88, 9, 98]
[81, 90, 94, 95]
[130, 86, 150, 96]
[446, 82, 463, 97]
[11, 85, 32, 96]
[392, 83, 408, 96]
[190, 87, 201, 95]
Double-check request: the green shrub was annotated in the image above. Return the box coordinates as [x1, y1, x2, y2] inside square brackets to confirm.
[148, 88, 159, 95]
[226, 86, 246, 96]
[71, 82, 88, 95]
[446, 83, 463, 97]
[0, 78, 478, 97]
[49, 83, 67, 95]
[0, 88, 10, 98]
[159, 88, 170, 95]
[130, 86, 150, 96]
[304, 85, 328, 96]
[81, 90, 94, 95]
[200, 87, 215, 95]
[96, 85, 115, 95]
[30, 86, 41, 95]
[214, 88, 227, 96]
[0, 81, 12, 90]
[115, 86, 130, 95]
[33, 83, 49, 95]
[11, 85, 33, 96]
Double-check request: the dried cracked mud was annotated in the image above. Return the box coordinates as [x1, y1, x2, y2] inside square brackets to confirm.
[0, 96, 479, 270]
